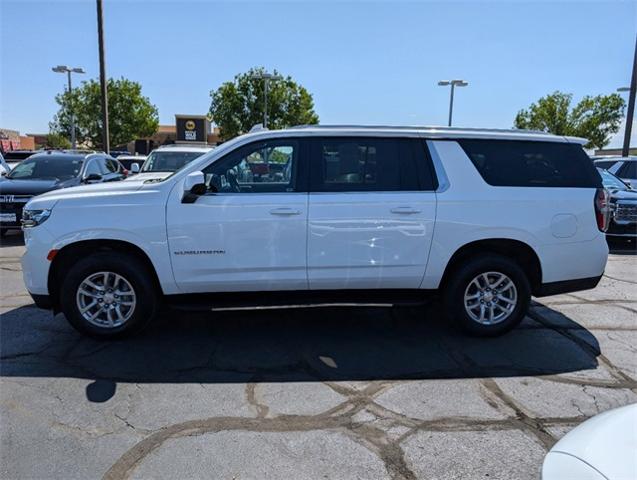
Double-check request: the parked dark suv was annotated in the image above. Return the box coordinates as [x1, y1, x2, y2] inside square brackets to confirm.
[0, 151, 124, 236]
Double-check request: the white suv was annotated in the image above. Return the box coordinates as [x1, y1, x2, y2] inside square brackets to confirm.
[129, 144, 213, 181]
[21, 126, 609, 339]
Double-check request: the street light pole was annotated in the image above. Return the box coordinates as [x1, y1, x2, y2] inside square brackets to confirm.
[96, 0, 110, 153]
[52, 65, 85, 149]
[252, 71, 282, 128]
[438, 79, 468, 127]
[621, 36, 637, 157]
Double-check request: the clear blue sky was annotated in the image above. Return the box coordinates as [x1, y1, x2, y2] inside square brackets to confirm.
[1, 0, 636, 146]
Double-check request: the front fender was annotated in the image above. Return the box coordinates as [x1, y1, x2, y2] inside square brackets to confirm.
[51, 228, 179, 295]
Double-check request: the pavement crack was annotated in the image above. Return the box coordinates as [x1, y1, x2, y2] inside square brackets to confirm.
[245, 383, 269, 418]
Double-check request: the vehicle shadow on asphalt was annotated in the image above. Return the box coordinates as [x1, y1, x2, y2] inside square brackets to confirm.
[1, 302, 600, 402]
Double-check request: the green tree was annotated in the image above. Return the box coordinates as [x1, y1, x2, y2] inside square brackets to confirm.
[209, 67, 319, 140]
[45, 132, 71, 149]
[514, 91, 625, 150]
[50, 77, 159, 149]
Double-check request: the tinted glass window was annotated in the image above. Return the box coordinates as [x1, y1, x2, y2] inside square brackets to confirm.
[312, 138, 434, 192]
[619, 161, 637, 179]
[84, 160, 102, 176]
[594, 160, 618, 170]
[459, 140, 601, 188]
[104, 158, 119, 173]
[141, 151, 203, 172]
[8, 155, 82, 180]
[203, 141, 298, 193]
[597, 168, 630, 191]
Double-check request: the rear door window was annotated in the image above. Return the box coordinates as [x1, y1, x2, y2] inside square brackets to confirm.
[618, 161, 637, 179]
[310, 137, 436, 192]
[458, 140, 601, 188]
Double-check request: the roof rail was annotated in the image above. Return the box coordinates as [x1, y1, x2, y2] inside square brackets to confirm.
[288, 124, 550, 135]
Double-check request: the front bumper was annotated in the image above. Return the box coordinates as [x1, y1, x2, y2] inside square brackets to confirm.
[29, 293, 53, 310]
[21, 225, 55, 296]
[0, 198, 29, 230]
[606, 220, 637, 237]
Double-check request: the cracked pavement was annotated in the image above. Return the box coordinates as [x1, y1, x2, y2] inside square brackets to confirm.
[1, 232, 636, 479]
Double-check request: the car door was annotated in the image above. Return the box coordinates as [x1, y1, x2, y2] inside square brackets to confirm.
[307, 136, 437, 289]
[166, 138, 310, 293]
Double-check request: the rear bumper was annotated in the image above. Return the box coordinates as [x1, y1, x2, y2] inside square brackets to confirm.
[534, 275, 603, 297]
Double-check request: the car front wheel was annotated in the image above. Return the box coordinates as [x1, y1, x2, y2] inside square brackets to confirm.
[443, 254, 531, 336]
[60, 252, 159, 339]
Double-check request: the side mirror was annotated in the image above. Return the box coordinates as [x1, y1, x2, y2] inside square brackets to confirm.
[1, 171, 6, 177]
[83, 173, 102, 184]
[130, 163, 140, 173]
[182, 171, 206, 204]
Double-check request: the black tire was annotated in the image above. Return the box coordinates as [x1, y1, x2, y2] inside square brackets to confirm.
[442, 254, 531, 337]
[60, 251, 159, 339]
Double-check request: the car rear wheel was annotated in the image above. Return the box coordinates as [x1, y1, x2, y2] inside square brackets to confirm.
[443, 254, 531, 336]
[60, 252, 159, 339]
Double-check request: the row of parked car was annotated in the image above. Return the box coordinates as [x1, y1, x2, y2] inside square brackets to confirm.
[591, 156, 637, 241]
[2, 145, 636, 241]
[0, 144, 213, 236]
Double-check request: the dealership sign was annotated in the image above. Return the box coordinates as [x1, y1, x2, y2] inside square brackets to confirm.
[175, 115, 210, 143]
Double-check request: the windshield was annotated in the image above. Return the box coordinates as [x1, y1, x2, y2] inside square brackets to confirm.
[598, 167, 630, 191]
[141, 151, 204, 173]
[8, 156, 82, 180]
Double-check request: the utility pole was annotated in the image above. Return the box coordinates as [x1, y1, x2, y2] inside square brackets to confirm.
[96, 0, 110, 153]
[252, 71, 282, 128]
[438, 79, 468, 126]
[52, 65, 85, 149]
[622, 36, 637, 157]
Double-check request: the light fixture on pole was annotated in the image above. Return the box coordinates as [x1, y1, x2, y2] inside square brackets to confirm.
[52, 65, 85, 149]
[252, 71, 283, 128]
[438, 79, 468, 127]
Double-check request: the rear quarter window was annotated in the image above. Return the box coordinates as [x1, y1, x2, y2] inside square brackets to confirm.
[458, 140, 601, 188]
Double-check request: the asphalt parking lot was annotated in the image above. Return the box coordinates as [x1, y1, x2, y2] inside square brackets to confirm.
[1, 232, 635, 480]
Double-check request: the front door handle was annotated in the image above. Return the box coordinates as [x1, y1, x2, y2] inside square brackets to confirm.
[390, 206, 421, 214]
[270, 207, 301, 216]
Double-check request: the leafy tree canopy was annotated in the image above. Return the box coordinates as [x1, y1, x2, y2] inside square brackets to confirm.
[50, 77, 159, 149]
[209, 67, 319, 141]
[45, 132, 71, 150]
[514, 91, 625, 150]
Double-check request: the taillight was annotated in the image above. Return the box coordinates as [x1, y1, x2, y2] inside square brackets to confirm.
[594, 188, 611, 232]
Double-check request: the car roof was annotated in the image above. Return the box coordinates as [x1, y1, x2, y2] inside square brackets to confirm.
[28, 151, 103, 161]
[238, 125, 588, 144]
[117, 155, 146, 160]
[594, 156, 637, 162]
[154, 144, 213, 153]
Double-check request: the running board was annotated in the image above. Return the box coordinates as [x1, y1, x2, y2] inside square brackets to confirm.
[164, 289, 436, 312]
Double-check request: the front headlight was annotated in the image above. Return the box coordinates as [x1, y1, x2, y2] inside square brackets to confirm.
[22, 209, 51, 228]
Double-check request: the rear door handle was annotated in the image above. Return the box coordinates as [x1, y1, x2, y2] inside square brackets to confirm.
[390, 206, 421, 214]
[270, 207, 301, 216]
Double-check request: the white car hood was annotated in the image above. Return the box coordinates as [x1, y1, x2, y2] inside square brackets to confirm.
[125, 172, 172, 181]
[26, 179, 148, 210]
[544, 403, 637, 479]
